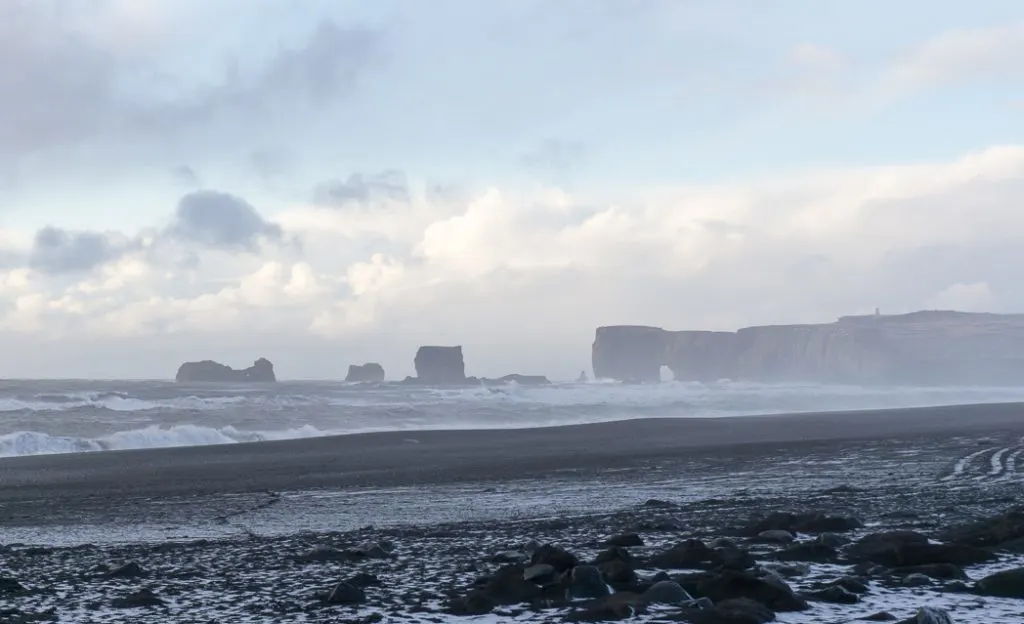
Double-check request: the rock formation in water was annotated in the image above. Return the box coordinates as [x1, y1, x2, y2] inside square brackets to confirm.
[345, 363, 385, 382]
[175, 358, 276, 383]
[413, 346, 467, 384]
[592, 311, 1024, 386]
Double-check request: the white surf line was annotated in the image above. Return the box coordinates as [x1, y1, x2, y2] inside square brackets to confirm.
[941, 446, 998, 482]
[978, 447, 1012, 480]
[996, 446, 1024, 481]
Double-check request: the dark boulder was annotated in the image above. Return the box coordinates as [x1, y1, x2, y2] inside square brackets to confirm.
[530, 544, 579, 573]
[447, 564, 541, 615]
[413, 346, 467, 384]
[680, 597, 775, 624]
[695, 570, 809, 611]
[606, 533, 644, 548]
[939, 509, 1024, 548]
[772, 541, 839, 563]
[740, 511, 862, 536]
[846, 531, 994, 567]
[345, 362, 385, 382]
[975, 567, 1024, 598]
[175, 357, 276, 382]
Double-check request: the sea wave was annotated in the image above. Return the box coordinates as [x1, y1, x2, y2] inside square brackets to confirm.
[3, 380, 1024, 458]
[2, 381, 1024, 413]
[0, 424, 331, 458]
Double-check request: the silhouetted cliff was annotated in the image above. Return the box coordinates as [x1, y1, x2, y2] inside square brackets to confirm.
[175, 358, 276, 383]
[592, 311, 1024, 385]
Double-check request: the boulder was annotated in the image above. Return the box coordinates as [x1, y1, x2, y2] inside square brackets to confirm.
[175, 358, 276, 382]
[413, 346, 466, 384]
[694, 569, 809, 612]
[846, 531, 994, 567]
[975, 567, 1024, 598]
[345, 363, 385, 382]
[939, 508, 1024, 548]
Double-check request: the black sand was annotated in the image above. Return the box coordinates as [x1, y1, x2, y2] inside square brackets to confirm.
[1, 402, 1023, 528]
[3, 402, 1024, 497]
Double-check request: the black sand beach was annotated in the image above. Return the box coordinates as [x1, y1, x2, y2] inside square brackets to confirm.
[3, 401, 1024, 506]
[4, 403, 1024, 622]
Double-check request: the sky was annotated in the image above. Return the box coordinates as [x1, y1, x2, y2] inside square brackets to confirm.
[1, 0, 1024, 379]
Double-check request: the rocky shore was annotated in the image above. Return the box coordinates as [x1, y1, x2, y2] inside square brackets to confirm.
[3, 405, 1024, 622]
[3, 481, 1024, 622]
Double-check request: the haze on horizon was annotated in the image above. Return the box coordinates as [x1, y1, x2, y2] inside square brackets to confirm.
[0, 0, 1022, 380]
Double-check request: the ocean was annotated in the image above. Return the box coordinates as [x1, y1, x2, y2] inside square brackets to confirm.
[4, 379, 1024, 458]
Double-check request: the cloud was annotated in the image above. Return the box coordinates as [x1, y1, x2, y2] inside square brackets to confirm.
[313, 171, 410, 206]
[28, 227, 135, 275]
[170, 165, 201, 187]
[878, 22, 1024, 97]
[165, 191, 284, 252]
[926, 282, 997, 312]
[2, 144, 1024, 377]
[772, 23, 1024, 111]
[0, 3, 383, 161]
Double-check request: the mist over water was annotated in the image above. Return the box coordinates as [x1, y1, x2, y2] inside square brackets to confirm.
[1, 379, 1023, 458]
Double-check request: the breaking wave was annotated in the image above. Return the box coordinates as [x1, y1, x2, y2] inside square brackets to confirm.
[0, 424, 331, 458]
[3, 380, 1024, 458]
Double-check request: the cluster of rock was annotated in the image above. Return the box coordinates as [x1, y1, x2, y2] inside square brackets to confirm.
[592, 310, 1024, 384]
[440, 505, 1024, 622]
[173, 346, 549, 386]
[174, 358, 276, 383]
[5, 491, 1024, 622]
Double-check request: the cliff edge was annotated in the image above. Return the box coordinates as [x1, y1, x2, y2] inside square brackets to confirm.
[592, 311, 1024, 385]
[175, 358, 276, 383]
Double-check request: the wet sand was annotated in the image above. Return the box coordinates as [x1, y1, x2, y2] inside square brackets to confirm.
[2, 402, 1023, 506]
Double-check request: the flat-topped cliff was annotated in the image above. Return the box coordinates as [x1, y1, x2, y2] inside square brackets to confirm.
[593, 311, 1024, 385]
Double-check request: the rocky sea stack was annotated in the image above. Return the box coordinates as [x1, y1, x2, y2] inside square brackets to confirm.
[175, 358, 276, 383]
[345, 363, 385, 382]
[413, 346, 467, 384]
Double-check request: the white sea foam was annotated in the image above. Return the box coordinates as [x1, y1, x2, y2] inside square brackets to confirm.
[0, 424, 329, 458]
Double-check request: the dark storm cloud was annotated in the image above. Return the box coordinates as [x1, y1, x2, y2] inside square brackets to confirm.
[28, 227, 133, 274]
[166, 190, 283, 252]
[313, 170, 410, 206]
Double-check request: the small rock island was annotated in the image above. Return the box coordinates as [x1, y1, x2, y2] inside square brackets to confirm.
[175, 358, 277, 383]
[345, 363, 386, 382]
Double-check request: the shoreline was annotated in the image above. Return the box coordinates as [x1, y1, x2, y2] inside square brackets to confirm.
[1, 401, 1023, 502]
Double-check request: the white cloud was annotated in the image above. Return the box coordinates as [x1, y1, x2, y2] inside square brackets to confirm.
[926, 282, 997, 312]
[2, 145, 1024, 377]
[878, 22, 1024, 96]
[775, 22, 1024, 110]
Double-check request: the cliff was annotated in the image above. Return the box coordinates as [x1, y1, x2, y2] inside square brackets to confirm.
[592, 311, 1024, 385]
[175, 358, 276, 383]
[345, 363, 385, 382]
